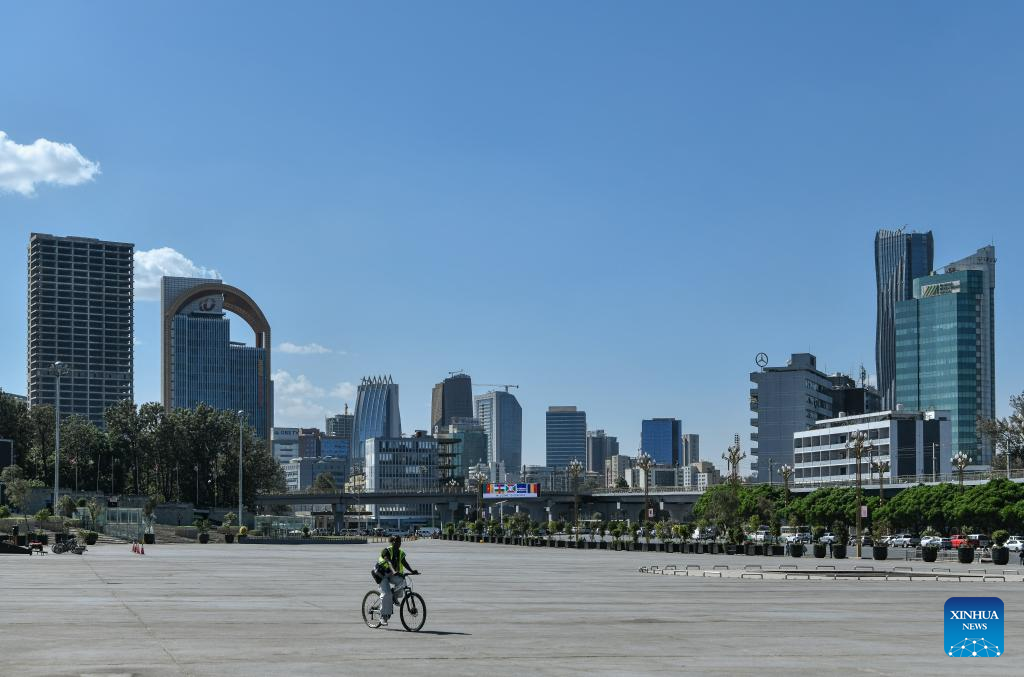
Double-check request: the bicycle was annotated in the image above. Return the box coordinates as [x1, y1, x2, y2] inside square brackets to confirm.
[362, 573, 426, 632]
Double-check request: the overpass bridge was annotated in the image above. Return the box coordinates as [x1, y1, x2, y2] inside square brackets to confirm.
[255, 471, 1024, 531]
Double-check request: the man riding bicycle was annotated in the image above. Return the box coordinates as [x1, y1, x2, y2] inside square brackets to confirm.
[373, 536, 419, 626]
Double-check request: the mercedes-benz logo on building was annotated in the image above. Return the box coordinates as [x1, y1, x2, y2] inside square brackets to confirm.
[755, 352, 769, 368]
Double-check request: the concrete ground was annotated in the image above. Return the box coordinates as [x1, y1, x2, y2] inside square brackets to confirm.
[2, 540, 1022, 676]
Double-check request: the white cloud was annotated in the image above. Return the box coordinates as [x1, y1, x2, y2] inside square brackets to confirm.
[272, 370, 353, 428]
[134, 247, 220, 301]
[279, 342, 333, 355]
[331, 382, 357, 401]
[0, 130, 100, 196]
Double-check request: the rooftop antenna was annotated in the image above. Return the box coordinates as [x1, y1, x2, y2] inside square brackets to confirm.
[859, 365, 867, 388]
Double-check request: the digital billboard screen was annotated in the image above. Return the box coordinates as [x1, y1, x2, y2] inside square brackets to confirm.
[483, 483, 540, 499]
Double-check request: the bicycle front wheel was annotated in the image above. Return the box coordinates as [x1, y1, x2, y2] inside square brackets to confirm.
[399, 592, 426, 632]
[362, 591, 382, 629]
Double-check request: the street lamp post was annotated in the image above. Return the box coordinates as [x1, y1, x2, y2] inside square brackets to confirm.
[951, 451, 970, 493]
[237, 411, 245, 529]
[872, 459, 890, 506]
[932, 443, 938, 483]
[636, 451, 653, 523]
[568, 459, 583, 544]
[846, 430, 872, 558]
[768, 458, 774, 487]
[49, 361, 71, 512]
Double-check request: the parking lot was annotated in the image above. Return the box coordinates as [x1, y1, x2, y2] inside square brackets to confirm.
[2, 539, 1023, 676]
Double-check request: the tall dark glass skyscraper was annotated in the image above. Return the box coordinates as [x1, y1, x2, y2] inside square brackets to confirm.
[28, 233, 134, 429]
[431, 373, 473, 432]
[875, 228, 934, 408]
[641, 418, 682, 466]
[351, 376, 401, 468]
[545, 406, 587, 469]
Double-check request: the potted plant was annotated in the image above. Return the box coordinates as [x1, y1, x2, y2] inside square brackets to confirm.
[956, 527, 975, 564]
[196, 519, 210, 544]
[237, 525, 248, 543]
[770, 520, 785, 556]
[790, 540, 805, 558]
[78, 530, 98, 546]
[871, 522, 889, 561]
[991, 530, 1009, 566]
[831, 523, 848, 559]
[920, 527, 939, 562]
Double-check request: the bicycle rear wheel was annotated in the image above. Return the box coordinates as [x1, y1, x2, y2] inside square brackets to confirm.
[362, 591, 382, 628]
[399, 592, 426, 632]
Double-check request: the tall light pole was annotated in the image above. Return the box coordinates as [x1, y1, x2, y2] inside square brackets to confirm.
[636, 450, 653, 523]
[568, 458, 583, 543]
[932, 443, 937, 483]
[768, 458, 774, 487]
[237, 410, 245, 529]
[846, 430, 872, 558]
[49, 361, 70, 512]
[952, 451, 970, 493]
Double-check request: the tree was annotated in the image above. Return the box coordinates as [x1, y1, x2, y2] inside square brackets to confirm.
[1, 465, 34, 511]
[978, 392, 1024, 472]
[0, 393, 32, 472]
[614, 477, 628, 489]
[311, 472, 336, 493]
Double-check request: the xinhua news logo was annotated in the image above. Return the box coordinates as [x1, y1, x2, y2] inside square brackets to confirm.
[944, 597, 1004, 657]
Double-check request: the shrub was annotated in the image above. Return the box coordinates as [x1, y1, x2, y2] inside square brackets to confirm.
[222, 512, 237, 528]
[35, 507, 53, 522]
[812, 525, 826, 541]
[0, 505, 10, 518]
[993, 530, 1009, 547]
[238, 526, 248, 537]
[57, 495, 76, 518]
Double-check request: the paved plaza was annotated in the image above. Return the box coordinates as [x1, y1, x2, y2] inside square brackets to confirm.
[2, 540, 1023, 676]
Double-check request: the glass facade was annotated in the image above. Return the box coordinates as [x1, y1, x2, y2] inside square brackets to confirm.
[545, 406, 587, 469]
[474, 391, 522, 473]
[875, 228, 934, 409]
[641, 418, 682, 466]
[351, 377, 402, 468]
[895, 269, 991, 463]
[431, 373, 473, 432]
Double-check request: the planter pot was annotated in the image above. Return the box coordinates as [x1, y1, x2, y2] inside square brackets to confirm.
[199, 533, 210, 544]
[16, 535, 27, 547]
[957, 547, 975, 564]
[224, 534, 235, 544]
[754, 544, 765, 556]
[921, 546, 938, 562]
[711, 543, 721, 554]
[790, 543, 804, 558]
[832, 544, 847, 559]
[771, 545, 785, 556]
[599, 541, 607, 550]
[143, 533, 155, 545]
[813, 544, 826, 559]
[725, 544, 738, 555]
[872, 546, 888, 561]
[84, 532, 98, 546]
[238, 535, 247, 543]
[745, 544, 755, 556]
[992, 547, 1009, 566]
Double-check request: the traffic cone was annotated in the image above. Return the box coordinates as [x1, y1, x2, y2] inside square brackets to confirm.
[140, 544, 145, 555]
[132, 542, 137, 553]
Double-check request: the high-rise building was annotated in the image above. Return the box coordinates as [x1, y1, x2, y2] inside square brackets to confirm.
[271, 427, 300, 464]
[364, 434, 438, 525]
[474, 390, 522, 473]
[431, 373, 473, 433]
[875, 228, 935, 408]
[298, 428, 321, 458]
[545, 406, 587, 469]
[604, 454, 632, 488]
[326, 404, 354, 439]
[749, 353, 834, 482]
[351, 376, 401, 469]
[321, 435, 350, 459]
[895, 248, 996, 465]
[641, 418, 682, 466]
[681, 434, 700, 466]
[162, 275, 273, 441]
[28, 233, 134, 428]
[436, 418, 488, 481]
[586, 430, 619, 474]
[828, 374, 882, 417]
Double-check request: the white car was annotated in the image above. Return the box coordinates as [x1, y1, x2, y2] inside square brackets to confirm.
[1005, 537, 1024, 552]
[818, 533, 837, 545]
[920, 536, 942, 547]
[785, 533, 812, 544]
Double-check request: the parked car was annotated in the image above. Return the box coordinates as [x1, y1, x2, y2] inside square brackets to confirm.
[920, 536, 941, 547]
[950, 534, 970, 548]
[785, 533, 812, 544]
[967, 534, 991, 548]
[858, 535, 874, 547]
[1005, 536, 1024, 552]
[415, 527, 440, 538]
[818, 533, 837, 545]
[889, 534, 920, 547]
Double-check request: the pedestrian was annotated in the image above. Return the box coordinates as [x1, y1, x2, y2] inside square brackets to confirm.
[1018, 548, 1024, 566]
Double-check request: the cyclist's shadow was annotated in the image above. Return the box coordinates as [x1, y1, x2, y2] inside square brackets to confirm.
[384, 628, 471, 636]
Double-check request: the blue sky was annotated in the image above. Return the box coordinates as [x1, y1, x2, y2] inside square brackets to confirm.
[2, 2, 1023, 473]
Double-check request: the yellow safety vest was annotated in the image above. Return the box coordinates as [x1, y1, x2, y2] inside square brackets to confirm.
[377, 546, 405, 574]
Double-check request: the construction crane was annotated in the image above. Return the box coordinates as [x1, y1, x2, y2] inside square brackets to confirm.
[474, 383, 519, 393]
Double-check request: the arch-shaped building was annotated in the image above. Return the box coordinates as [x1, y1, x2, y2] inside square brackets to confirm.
[161, 277, 273, 443]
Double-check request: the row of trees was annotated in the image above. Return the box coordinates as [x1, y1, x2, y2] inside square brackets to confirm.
[0, 393, 285, 511]
[693, 478, 1024, 540]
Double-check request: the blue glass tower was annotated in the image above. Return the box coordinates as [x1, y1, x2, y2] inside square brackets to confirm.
[545, 406, 587, 469]
[895, 258, 994, 465]
[351, 376, 401, 469]
[641, 418, 682, 466]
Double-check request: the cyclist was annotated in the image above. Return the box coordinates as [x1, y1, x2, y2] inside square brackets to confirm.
[373, 535, 419, 626]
